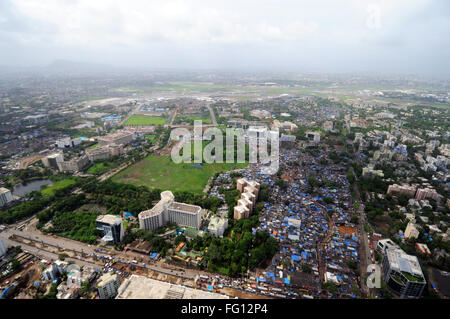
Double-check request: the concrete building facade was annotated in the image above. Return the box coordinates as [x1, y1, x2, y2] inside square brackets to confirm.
[98, 130, 134, 146]
[57, 155, 89, 173]
[208, 217, 228, 238]
[86, 144, 124, 162]
[382, 248, 426, 299]
[97, 273, 121, 299]
[404, 223, 420, 240]
[0, 188, 14, 207]
[234, 178, 260, 220]
[42, 153, 64, 170]
[387, 184, 417, 198]
[139, 191, 202, 232]
[55, 137, 82, 149]
[0, 238, 8, 257]
[96, 215, 124, 244]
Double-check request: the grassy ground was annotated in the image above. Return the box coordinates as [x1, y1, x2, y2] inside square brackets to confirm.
[112, 154, 247, 193]
[124, 115, 168, 126]
[174, 115, 212, 125]
[187, 116, 212, 124]
[77, 96, 109, 102]
[41, 179, 77, 196]
[88, 161, 121, 175]
[88, 163, 109, 175]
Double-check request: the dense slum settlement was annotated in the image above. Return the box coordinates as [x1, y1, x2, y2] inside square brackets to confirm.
[240, 148, 362, 298]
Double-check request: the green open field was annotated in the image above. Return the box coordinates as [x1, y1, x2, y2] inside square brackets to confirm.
[181, 140, 249, 162]
[112, 154, 247, 193]
[186, 116, 212, 124]
[88, 163, 109, 175]
[124, 115, 168, 126]
[41, 179, 77, 196]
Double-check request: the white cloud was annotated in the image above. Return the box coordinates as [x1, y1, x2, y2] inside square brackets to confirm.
[1, 0, 448, 75]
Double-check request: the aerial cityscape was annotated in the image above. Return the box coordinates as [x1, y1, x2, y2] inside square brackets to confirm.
[0, 0, 449, 306]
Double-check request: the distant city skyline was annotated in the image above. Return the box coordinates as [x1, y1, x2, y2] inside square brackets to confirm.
[0, 0, 449, 77]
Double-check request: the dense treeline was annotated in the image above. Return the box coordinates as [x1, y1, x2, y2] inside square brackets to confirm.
[0, 176, 82, 224]
[0, 193, 53, 224]
[205, 230, 278, 276]
[358, 176, 389, 194]
[36, 194, 88, 228]
[46, 210, 99, 244]
[81, 179, 162, 216]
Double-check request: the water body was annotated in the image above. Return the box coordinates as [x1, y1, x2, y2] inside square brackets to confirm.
[12, 179, 53, 197]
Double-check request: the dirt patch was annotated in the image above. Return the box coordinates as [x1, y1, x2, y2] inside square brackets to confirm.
[338, 226, 357, 235]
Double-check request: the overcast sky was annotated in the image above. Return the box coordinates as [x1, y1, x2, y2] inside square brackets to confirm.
[0, 0, 449, 76]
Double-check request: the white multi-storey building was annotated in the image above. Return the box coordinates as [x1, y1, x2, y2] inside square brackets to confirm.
[55, 137, 82, 149]
[234, 179, 260, 220]
[139, 191, 202, 232]
[207, 217, 228, 238]
[97, 273, 121, 299]
[0, 188, 14, 207]
[0, 238, 8, 257]
[382, 248, 426, 298]
[42, 264, 58, 281]
[98, 130, 134, 146]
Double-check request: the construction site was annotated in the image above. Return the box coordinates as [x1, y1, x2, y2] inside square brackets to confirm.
[0, 251, 48, 299]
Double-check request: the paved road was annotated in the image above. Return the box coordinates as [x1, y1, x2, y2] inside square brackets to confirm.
[98, 162, 130, 182]
[167, 109, 178, 126]
[1, 223, 207, 280]
[0, 232, 101, 270]
[206, 104, 218, 126]
[2, 222, 322, 299]
[350, 167, 371, 297]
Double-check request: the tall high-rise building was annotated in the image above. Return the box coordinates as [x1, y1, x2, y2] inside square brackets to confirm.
[382, 248, 426, 299]
[96, 215, 124, 244]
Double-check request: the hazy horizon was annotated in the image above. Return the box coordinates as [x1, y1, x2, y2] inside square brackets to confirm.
[1, 0, 449, 77]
